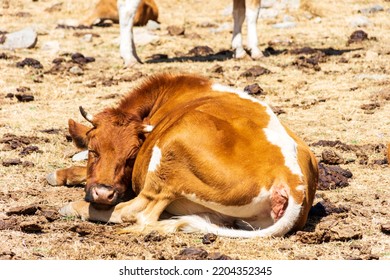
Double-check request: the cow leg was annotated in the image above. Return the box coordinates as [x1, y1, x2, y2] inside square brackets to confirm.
[232, 0, 247, 59]
[46, 166, 86, 186]
[245, 0, 263, 59]
[118, 0, 142, 67]
[59, 192, 171, 226]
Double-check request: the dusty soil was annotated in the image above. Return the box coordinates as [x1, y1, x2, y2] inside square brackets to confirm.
[0, 0, 389, 260]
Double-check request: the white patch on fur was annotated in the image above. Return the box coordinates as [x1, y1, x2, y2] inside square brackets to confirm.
[211, 83, 303, 177]
[169, 196, 302, 238]
[72, 150, 88, 161]
[148, 146, 162, 172]
[296, 185, 306, 193]
[182, 188, 271, 219]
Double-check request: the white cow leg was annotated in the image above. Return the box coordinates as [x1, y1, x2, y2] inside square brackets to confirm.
[232, 0, 247, 59]
[246, 0, 263, 59]
[118, 0, 142, 67]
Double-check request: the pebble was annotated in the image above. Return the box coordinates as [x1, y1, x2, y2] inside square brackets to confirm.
[82, 34, 93, 42]
[41, 41, 60, 54]
[0, 26, 37, 50]
[359, 5, 384, 15]
[146, 20, 160, 31]
[273, 15, 296, 29]
[348, 16, 371, 28]
[133, 28, 159, 46]
[69, 65, 83, 75]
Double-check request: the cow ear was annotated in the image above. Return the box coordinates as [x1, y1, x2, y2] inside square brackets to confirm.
[68, 119, 91, 149]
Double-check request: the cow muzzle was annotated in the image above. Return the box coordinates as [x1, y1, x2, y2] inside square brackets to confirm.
[85, 184, 120, 207]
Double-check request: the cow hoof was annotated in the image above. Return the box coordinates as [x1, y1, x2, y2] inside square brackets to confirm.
[46, 172, 58, 186]
[123, 59, 142, 68]
[250, 48, 264, 60]
[234, 48, 247, 59]
[59, 203, 79, 217]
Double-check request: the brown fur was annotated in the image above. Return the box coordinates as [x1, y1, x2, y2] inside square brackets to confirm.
[49, 73, 318, 237]
[81, 0, 158, 26]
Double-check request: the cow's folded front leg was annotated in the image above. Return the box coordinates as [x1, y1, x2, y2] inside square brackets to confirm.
[59, 200, 123, 223]
[47, 166, 87, 186]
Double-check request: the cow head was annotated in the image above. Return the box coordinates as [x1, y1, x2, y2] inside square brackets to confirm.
[69, 106, 150, 209]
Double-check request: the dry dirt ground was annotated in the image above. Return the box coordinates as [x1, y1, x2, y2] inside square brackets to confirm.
[0, 0, 389, 260]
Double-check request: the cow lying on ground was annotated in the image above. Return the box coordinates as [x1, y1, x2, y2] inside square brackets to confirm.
[117, 0, 264, 66]
[47, 73, 318, 237]
[80, 0, 158, 27]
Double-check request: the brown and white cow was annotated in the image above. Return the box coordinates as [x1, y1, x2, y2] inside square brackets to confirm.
[81, 0, 158, 27]
[48, 73, 317, 238]
[118, 0, 263, 66]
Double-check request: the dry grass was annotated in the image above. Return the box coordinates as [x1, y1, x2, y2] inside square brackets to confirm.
[0, 0, 389, 260]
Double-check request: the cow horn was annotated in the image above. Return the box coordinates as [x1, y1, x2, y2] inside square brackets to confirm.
[79, 106, 94, 124]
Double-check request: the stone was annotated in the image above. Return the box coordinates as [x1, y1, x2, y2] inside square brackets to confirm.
[146, 20, 160, 31]
[0, 27, 37, 50]
[69, 65, 83, 75]
[348, 16, 371, 28]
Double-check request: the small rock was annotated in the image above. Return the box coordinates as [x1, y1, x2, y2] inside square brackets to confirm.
[71, 53, 95, 64]
[15, 94, 34, 102]
[309, 199, 350, 217]
[133, 28, 159, 46]
[2, 158, 22, 167]
[244, 83, 264, 95]
[146, 20, 160, 31]
[240, 66, 271, 78]
[313, 17, 322, 23]
[381, 223, 390, 234]
[208, 252, 232, 260]
[20, 220, 44, 233]
[69, 65, 83, 75]
[0, 27, 37, 50]
[175, 247, 208, 260]
[6, 205, 40, 216]
[41, 41, 60, 54]
[321, 149, 344, 165]
[167, 25, 185, 36]
[348, 16, 371, 28]
[19, 145, 41, 156]
[16, 58, 43, 69]
[144, 230, 165, 242]
[188, 46, 214, 56]
[360, 102, 380, 111]
[318, 163, 353, 190]
[359, 5, 384, 15]
[202, 233, 217, 244]
[347, 30, 369, 45]
[272, 22, 296, 29]
[82, 34, 93, 42]
[271, 106, 286, 115]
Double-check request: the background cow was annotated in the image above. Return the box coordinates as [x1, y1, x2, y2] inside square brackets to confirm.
[118, 0, 263, 66]
[81, 0, 158, 27]
[48, 73, 318, 238]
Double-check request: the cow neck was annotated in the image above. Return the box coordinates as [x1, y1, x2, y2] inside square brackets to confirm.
[117, 74, 211, 123]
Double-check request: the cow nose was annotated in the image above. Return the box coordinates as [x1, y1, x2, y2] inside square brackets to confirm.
[88, 184, 118, 205]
